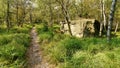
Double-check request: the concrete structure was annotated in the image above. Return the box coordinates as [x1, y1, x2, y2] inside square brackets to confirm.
[60, 18, 100, 38]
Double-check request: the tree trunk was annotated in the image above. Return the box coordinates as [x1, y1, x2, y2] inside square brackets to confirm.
[62, 5, 72, 36]
[102, 0, 107, 31]
[6, 0, 10, 29]
[21, 0, 27, 27]
[48, 0, 53, 27]
[99, 0, 103, 36]
[99, 0, 107, 36]
[107, 0, 117, 43]
[30, 8, 33, 24]
[16, 1, 19, 26]
[29, 0, 33, 24]
[114, 21, 119, 34]
[56, 0, 73, 36]
[99, 22, 103, 36]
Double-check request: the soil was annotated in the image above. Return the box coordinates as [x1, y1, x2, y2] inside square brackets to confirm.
[26, 27, 50, 68]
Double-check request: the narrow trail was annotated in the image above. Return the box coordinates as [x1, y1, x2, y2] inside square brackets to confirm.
[26, 27, 49, 68]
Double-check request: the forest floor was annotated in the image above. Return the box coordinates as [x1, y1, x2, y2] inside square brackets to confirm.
[26, 27, 51, 68]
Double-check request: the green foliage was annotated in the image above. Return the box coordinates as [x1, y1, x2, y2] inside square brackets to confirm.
[60, 37, 82, 57]
[0, 35, 12, 46]
[36, 24, 120, 68]
[0, 26, 30, 68]
[39, 32, 53, 41]
[13, 34, 30, 47]
[0, 40, 26, 60]
[66, 51, 90, 68]
[36, 23, 54, 43]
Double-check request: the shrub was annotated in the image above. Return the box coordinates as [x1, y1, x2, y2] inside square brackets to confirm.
[0, 40, 26, 61]
[0, 35, 12, 46]
[11, 27, 30, 34]
[36, 24, 120, 68]
[50, 45, 66, 63]
[13, 34, 30, 47]
[61, 37, 82, 57]
[39, 32, 53, 43]
[50, 37, 83, 63]
[70, 51, 90, 68]
[0, 25, 31, 68]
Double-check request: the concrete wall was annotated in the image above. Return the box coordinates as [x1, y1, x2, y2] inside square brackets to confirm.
[60, 18, 100, 38]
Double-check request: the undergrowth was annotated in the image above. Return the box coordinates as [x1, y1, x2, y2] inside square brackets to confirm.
[0, 25, 31, 68]
[36, 24, 120, 68]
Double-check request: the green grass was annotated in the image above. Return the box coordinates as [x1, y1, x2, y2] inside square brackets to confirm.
[0, 25, 31, 68]
[36, 24, 120, 68]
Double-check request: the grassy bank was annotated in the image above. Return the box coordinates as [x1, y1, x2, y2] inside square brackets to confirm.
[0, 24, 32, 68]
[36, 24, 120, 68]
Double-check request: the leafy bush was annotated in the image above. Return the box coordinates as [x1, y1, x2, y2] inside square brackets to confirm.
[0, 40, 26, 61]
[11, 27, 30, 34]
[70, 51, 90, 68]
[39, 32, 53, 43]
[0, 35, 12, 46]
[13, 34, 30, 47]
[36, 24, 120, 68]
[60, 37, 82, 57]
[0, 26, 31, 68]
[49, 37, 83, 64]
[53, 34, 66, 41]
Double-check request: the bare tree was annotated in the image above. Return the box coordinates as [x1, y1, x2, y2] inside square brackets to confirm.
[107, 0, 117, 43]
[48, 0, 54, 27]
[114, 21, 119, 34]
[28, 0, 33, 24]
[99, 0, 103, 36]
[99, 0, 107, 36]
[102, 0, 107, 31]
[13, 0, 28, 27]
[14, 0, 19, 26]
[56, 0, 73, 36]
[6, 0, 11, 29]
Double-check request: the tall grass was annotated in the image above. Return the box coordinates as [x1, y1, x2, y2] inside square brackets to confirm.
[0, 25, 31, 68]
[36, 24, 120, 68]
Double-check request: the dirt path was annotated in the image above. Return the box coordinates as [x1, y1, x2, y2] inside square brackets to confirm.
[26, 27, 49, 68]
